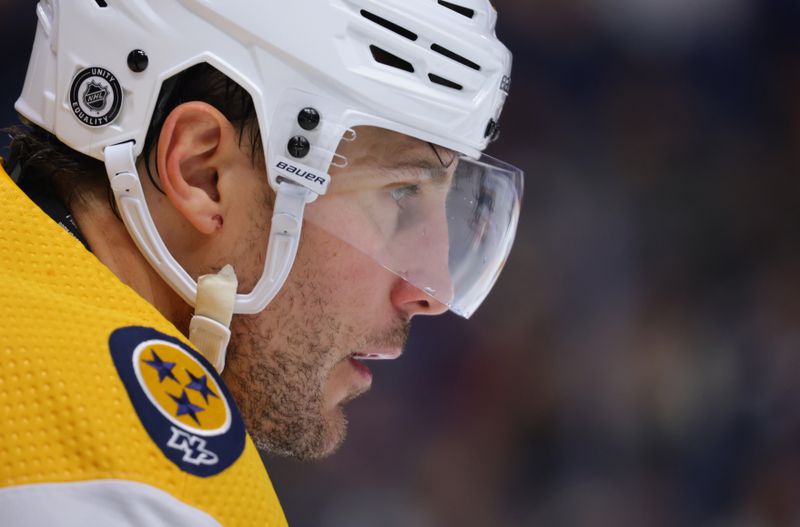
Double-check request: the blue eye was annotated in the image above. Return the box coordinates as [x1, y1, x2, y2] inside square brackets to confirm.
[390, 185, 420, 207]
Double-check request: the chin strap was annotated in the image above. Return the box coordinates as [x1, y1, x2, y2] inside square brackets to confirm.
[104, 141, 321, 372]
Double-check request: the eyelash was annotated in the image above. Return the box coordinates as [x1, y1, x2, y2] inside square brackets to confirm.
[390, 184, 420, 207]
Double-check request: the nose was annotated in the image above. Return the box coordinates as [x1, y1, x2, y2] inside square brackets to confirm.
[389, 212, 454, 318]
[390, 278, 450, 318]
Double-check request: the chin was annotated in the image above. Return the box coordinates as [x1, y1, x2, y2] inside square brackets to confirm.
[300, 406, 349, 460]
[251, 405, 348, 461]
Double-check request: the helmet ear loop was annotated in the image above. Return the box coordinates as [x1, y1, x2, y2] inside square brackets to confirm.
[323, 128, 357, 169]
[332, 128, 356, 168]
[342, 128, 357, 143]
[331, 154, 348, 169]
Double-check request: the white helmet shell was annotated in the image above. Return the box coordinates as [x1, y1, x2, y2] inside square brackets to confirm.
[17, 0, 512, 162]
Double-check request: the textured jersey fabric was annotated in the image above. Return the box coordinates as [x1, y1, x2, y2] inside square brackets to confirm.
[0, 163, 288, 526]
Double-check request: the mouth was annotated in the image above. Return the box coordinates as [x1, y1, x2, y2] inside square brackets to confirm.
[351, 348, 403, 361]
[348, 356, 373, 380]
[346, 348, 401, 382]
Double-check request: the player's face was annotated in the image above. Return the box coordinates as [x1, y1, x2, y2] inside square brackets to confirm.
[220, 127, 451, 460]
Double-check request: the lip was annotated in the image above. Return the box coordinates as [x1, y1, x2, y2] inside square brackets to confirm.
[349, 356, 373, 381]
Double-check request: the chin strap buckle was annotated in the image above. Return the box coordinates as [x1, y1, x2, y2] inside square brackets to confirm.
[189, 264, 238, 373]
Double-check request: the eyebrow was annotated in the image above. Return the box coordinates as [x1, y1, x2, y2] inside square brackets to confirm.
[382, 159, 452, 186]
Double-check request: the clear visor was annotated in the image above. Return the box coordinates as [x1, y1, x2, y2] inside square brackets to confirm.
[300, 126, 523, 318]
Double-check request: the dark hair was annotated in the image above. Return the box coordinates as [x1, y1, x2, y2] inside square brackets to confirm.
[5, 63, 263, 210]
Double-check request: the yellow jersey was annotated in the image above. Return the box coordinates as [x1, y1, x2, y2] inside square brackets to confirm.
[0, 163, 287, 526]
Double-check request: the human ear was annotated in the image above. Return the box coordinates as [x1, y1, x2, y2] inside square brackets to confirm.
[156, 101, 236, 234]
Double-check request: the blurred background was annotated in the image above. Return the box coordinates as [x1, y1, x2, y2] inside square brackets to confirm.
[3, 0, 800, 525]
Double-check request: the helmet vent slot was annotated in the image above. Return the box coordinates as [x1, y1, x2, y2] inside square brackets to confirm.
[370, 45, 415, 73]
[429, 74, 463, 91]
[431, 44, 481, 71]
[94, 0, 108, 7]
[361, 10, 418, 41]
[437, 1, 475, 19]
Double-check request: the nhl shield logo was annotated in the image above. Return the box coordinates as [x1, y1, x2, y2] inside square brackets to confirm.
[83, 81, 109, 112]
[109, 326, 246, 477]
[69, 66, 123, 128]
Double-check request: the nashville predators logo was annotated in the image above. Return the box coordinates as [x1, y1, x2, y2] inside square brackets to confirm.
[167, 427, 219, 466]
[110, 326, 245, 477]
[135, 342, 231, 436]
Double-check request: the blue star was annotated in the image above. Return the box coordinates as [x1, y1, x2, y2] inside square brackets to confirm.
[168, 389, 205, 425]
[185, 370, 219, 404]
[143, 350, 178, 384]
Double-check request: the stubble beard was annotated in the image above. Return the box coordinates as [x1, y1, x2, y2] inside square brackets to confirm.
[222, 279, 411, 461]
[225, 307, 343, 461]
[220, 181, 344, 460]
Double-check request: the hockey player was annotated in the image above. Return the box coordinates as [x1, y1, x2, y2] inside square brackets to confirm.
[0, 0, 522, 525]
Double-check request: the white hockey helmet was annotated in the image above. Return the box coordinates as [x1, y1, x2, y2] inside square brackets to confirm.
[17, 0, 523, 319]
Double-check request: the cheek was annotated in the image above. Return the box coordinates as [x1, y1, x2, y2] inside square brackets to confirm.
[297, 222, 394, 312]
[222, 187, 273, 291]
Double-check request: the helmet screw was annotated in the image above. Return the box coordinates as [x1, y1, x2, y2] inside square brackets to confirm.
[288, 136, 311, 158]
[127, 49, 149, 73]
[297, 107, 321, 131]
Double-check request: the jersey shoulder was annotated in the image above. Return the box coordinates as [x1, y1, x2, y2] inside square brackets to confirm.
[0, 165, 286, 527]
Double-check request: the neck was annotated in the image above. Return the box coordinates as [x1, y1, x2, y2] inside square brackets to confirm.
[72, 190, 193, 335]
